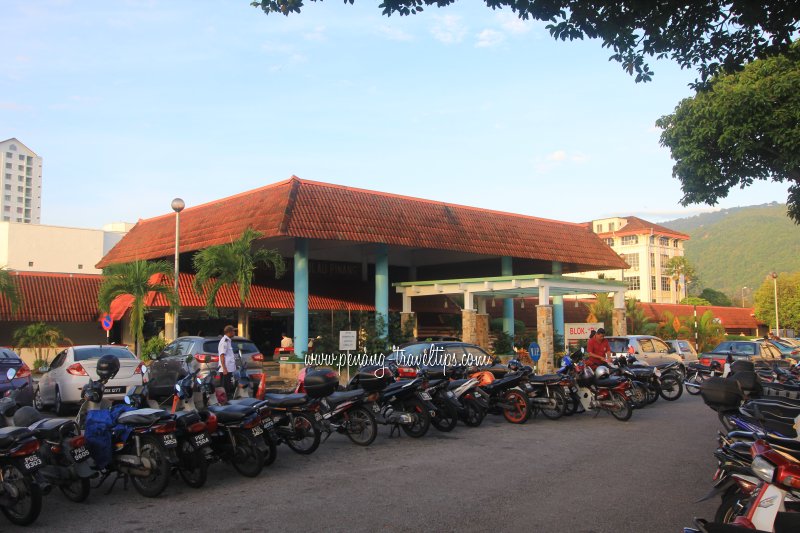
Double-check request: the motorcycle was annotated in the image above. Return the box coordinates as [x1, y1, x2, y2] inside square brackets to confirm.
[559, 350, 633, 421]
[468, 363, 530, 424]
[509, 361, 567, 420]
[612, 354, 683, 403]
[686, 360, 724, 395]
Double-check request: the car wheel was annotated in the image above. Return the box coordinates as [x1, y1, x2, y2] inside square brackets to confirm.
[33, 386, 45, 411]
[54, 387, 68, 416]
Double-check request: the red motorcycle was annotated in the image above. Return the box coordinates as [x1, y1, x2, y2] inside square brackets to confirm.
[560, 350, 633, 421]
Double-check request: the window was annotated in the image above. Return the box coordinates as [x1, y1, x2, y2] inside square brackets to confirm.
[73, 346, 136, 361]
[3, 206, 9, 212]
[652, 339, 671, 353]
[4, 173, 10, 180]
[608, 222, 615, 232]
[650, 253, 655, 268]
[661, 277, 671, 291]
[621, 235, 638, 245]
[2, 216, 8, 220]
[596, 224, 603, 233]
[622, 253, 639, 270]
[26, 156, 32, 164]
[4, 152, 11, 158]
[651, 276, 657, 291]
[3, 185, 8, 191]
[3, 195, 9, 201]
[16, 186, 22, 192]
[650, 235, 655, 244]
[603, 238, 614, 246]
[4, 163, 10, 169]
[638, 339, 655, 352]
[624, 276, 640, 290]
[25, 178, 31, 186]
[18, 154, 24, 161]
[28, 261, 33, 267]
[17, 175, 22, 181]
[659, 237, 670, 246]
[673, 239, 679, 248]
[661, 254, 669, 266]
[8, 144, 16, 151]
[16, 165, 22, 171]
[16, 197, 22, 203]
[16, 207, 23, 213]
[78, 264, 83, 270]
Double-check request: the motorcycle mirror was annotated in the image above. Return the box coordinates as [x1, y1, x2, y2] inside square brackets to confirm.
[140, 365, 149, 374]
[6, 368, 17, 380]
[175, 383, 181, 393]
[124, 395, 131, 405]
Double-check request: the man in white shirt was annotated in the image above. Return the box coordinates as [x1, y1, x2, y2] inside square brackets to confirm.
[218, 325, 236, 397]
[280, 332, 293, 348]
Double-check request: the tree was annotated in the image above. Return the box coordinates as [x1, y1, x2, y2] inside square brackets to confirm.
[250, 1, 800, 84]
[98, 260, 179, 357]
[653, 310, 689, 340]
[657, 46, 800, 222]
[699, 288, 733, 307]
[664, 256, 697, 302]
[585, 293, 613, 331]
[193, 228, 286, 337]
[0, 267, 22, 315]
[625, 298, 653, 335]
[753, 271, 800, 331]
[680, 297, 712, 306]
[13, 323, 72, 369]
[681, 310, 725, 352]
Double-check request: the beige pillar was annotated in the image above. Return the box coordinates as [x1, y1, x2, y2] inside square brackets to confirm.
[238, 311, 249, 338]
[537, 305, 553, 373]
[613, 308, 627, 336]
[400, 312, 417, 341]
[164, 312, 176, 342]
[476, 313, 490, 350]
[462, 309, 477, 345]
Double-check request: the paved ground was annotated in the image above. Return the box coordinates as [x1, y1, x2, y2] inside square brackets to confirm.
[8, 394, 721, 532]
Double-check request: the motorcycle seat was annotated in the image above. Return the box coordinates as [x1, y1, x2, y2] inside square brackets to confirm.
[228, 398, 263, 408]
[327, 390, 364, 405]
[595, 377, 626, 388]
[626, 367, 655, 377]
[117, 408, 171, 427]
[174, 410, 202, 429]
[207, 404, 253, 423]
[483, 374, 523, 393]
[263, 393, 308, 407]
[0, 426, 34, 449]
[448, 379, 469, 390]
[530, 374, 562, 384]
[28, 417, 77, 441]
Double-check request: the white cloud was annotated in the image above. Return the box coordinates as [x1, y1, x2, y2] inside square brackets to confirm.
[570, 152, 588, 163]
[303, 26, 326, 42]
[377, 24, 414, 42]
[535, 150, 590, 173]
[547, 150, 567, 162]
[475, 29, 504, 48]
[496, 13, 532, 35]
[431, 15, 467, 45]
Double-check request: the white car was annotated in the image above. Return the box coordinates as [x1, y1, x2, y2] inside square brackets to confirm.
[605, 335, 686, 374]
[35, 345, 144, 415]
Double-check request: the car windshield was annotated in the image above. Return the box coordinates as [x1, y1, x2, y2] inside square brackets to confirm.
[607, 339, 629, 353]
[73, 346, 136, 361]
[711, 342, 755, 355]
[202, 340, 259, 354]
[677, 341, 691, 351]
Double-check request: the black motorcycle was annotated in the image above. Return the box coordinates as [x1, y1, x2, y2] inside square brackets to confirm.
[510, 361, 567, 419]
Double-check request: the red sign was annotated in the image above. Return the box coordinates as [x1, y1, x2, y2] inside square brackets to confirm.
[100, 313, 114, 332]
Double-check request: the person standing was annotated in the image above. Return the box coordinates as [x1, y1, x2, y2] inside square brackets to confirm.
[218, 325, 236, 397]
[280, 332, 293, 348]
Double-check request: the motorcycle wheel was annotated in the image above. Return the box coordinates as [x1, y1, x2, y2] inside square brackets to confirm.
[461, 399, 486, 427]
[715, 486, 748, 523]
[0, 466, 42, 526]
[285, 413, 321, 455]
[263, 432, 278, 466]
[399, 398, 431, 438]
[539, 387, 566, 420]
[59, 477, 90, 503]
[345, 406, 378, 446]
[608, 391, 633, 421]
[686, 373, 703, 395]
[563, 392, 577, 416]
[431, 401, 458, 432]
[231, 432, 265, 478]
[646, 383, 659, 404]
[629, 382, 648, 409]
[502, 389, 530, 424]
[130, 437, 171, 498]
[658, 374, 683, 401]
[177, 441, 208, 489]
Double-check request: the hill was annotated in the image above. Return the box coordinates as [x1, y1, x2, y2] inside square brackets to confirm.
[663, 203, 800, 303]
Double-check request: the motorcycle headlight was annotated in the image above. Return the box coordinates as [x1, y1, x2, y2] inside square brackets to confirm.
[175, 384, 182, 393]
[124, 395, 131, 405]
[751, 456, 776, 483]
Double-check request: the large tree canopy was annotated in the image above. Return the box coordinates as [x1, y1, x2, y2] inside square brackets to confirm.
[657, 46, 800, 222]
[250, 0, 800, 83]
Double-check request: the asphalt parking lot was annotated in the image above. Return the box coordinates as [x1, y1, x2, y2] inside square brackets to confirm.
[9, 394, 720, 533]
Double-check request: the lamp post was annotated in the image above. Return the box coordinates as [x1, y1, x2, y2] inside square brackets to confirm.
[741, 286, 748, 307]
[171, 198, 185, 340]
[771, 272, 779, 336]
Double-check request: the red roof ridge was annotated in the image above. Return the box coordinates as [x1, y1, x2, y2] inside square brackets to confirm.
[9, 271, 102, 280]
[295, 177, 590, 228]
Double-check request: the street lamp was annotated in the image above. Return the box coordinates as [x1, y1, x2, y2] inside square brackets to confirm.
[171, 198, 185, 340]
[741, 286, 748, 307]
[771, 272, 779, 336]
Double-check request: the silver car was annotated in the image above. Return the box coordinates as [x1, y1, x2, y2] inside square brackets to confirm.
[35, 345, 144, 415]
[606, 335, 686, 369]
[666, 339, 698, 364]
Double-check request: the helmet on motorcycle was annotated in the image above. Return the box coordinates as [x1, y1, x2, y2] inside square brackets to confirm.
[594, 366, 610, 380]
[508, 359, 522, 371]
[561, 355, 572, 367]
[95, 354, 120, 381]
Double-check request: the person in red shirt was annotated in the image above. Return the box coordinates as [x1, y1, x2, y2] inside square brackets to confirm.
[586, 328, 611, 370]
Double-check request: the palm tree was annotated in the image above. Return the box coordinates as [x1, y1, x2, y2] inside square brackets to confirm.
[0, 267, 22, 315]
[653, 310, 688, 340]
[585, 293, 613, 331]
[680, 310, 725, 352]
[13, 322, 72, 369]
[98, 260, 178, 357]
[625, 298, 654, 335]
[664, 257, 697, 303]
[193, 228, 285, 337]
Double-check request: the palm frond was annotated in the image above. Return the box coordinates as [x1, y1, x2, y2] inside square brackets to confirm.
[0, 268, 23, 315]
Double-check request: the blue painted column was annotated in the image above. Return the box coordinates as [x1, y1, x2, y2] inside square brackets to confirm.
[293, 238, 309, 358]
[552, 261, 564, 349]
[375, 243, 389, 337]
[501, 257, 514, 339]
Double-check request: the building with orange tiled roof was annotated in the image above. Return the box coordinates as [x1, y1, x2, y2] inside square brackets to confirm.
[573, 216, 690, 304]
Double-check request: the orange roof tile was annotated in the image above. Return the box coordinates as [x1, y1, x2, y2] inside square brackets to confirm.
[98, 177, 627, 272]
[638, 303, 763, 329]
[0, 271, 103, 322]
[593, 216, 689, 240]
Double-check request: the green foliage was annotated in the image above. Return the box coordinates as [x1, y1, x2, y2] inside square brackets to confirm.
[0, 267, 22, 315]
[13, 323, 72, 366]
[753, 272, 800, 331]
[98, 260, 178, 357]
[193, 228, 286, 319]
[358, 313, 390, 355]
[657, 46, 800, 221]
[141, 336, 167, 362]
[681, 310, 726, 352]
[250, 1, 800, 84]
[585, 293, 613, 331]
[681, 297, 712, 306]
[652, 310, 689, 340]
[625, 298, 653, 335]
[664, 256, 698, 296]
[491, 331, 514, 355]
[664, 204, 800, 300]
[699, 288, 733, 307]
[489, 318, 526, 334]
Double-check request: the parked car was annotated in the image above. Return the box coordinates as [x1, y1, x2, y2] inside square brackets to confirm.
[0, 347, 33, 406]
[698, 340, 787, 368]
[35, 345, 144, 415]
[605, 335, 685, 369]
[147, 336, 265, 400]
[665, 339, 698, 363]
[765, 339, 800, 361]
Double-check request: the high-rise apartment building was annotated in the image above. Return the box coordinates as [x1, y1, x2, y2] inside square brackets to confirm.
[0, 138, 42, 224]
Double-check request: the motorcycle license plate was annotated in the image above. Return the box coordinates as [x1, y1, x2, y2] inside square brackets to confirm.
[162, 434, 178, 448]
[104, 386, 125, 394]
[419, 392, 432, 400]
[372, 403, 380, 413]
[192, 433, 210, 447]
[261, 419, 274, 430]
[71, 446, 90, 463]
[314, 412, 323, 421]
[22, 454, 43, 472]
[252, 426, 264, 437]
[624, 390, 632, 397]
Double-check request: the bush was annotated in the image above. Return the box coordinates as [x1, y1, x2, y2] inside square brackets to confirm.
[141, 336, 166, 362]
[32, 358, 49, 373]
[491, 332, 514, 355]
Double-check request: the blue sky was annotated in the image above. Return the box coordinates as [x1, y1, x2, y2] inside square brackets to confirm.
[0, 0, 790, 228]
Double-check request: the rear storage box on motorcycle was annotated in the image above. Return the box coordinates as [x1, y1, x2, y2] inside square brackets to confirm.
[304, 368, 339, 398]
[730, 360, 755, 374]
[729, 371, 762, 397]
[354, 365, 392, 392]
[700, 377, 743, 411]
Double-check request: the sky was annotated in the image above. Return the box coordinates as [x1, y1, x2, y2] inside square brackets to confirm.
[0, 0, 791, 228]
